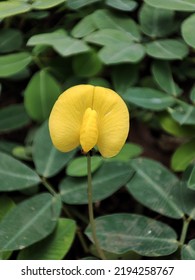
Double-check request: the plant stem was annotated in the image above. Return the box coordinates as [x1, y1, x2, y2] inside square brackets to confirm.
[87, 153, 106, 260]
[179, 216, 191, 246]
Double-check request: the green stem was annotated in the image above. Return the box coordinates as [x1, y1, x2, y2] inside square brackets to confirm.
[87, 153, 106, 260]
[179, 216, 191, 246]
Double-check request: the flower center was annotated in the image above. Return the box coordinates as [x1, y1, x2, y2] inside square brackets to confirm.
[80, 107, 98, 153]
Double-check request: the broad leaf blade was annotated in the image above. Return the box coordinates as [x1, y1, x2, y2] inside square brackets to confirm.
[33, 121, 76, 178]
[24, 70, 61, 122]
[85, 214, 178, 256]
[0, 52, 32, 77]
[17, 218, 76, 260]
[0, 104, 30, 133]
[123, 87, 175, 111]
[127, 158, 184, 219]
[0, 152, 40, 192]
[0, 193, 61, 251]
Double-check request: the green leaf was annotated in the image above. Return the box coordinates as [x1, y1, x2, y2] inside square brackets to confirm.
[182, 240, 195, 260]
[168, 102, 195, 125]
[0, 28, 23, 53]
[67, 156, 103, 177]
[179, 182, 195, 219]
[0, 193, 61, 251]
[85, 214, 178, 256]
[112, 64, 138, 95]
[0, 1, 31, 19]
[152, 61, 181, 96]
[24, 70, 61, 122]
[139, 4, 175, 37]
[67, 0, 100, 9]
[0, 52, 32, 78]
[126, 158, 184, 219]
[105, 143, 143, 162]
[0, 151, 41, 192]
[158, 113, 195, 137]
[60, 162, 134, 204]
[92, 10, 141, 42]
[33, 121, 76, 178]
[0, 104, 30, 133]
[27, 29, 89, 57]
[146, 39, 189, 60]
[32, 0, 66, 10]
[71, 15, 96, 38]
[85, 29, 134, 46]
[72, 51, 103, 78]
[99, 43, 145, 64]
[17, 218, 76, 260]
[123, 87, 175, 111]
[171, 140, 195, 172]
[144, 0, 195, 11]
[182, 14, 195, 48]
[183, 164, 195, 190]
[106, 0, 137, 11]
[0, 196, 15, 222]
[0, 196, 15, 260]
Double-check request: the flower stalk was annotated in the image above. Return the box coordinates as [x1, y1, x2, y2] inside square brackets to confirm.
[87, 153, 106, 260]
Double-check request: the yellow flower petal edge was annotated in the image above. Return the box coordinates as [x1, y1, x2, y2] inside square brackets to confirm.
[49, 84, 130, 158]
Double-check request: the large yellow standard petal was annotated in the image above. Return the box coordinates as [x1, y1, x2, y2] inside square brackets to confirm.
[49, 85, 94, 152]
[93, 87, 130, 158]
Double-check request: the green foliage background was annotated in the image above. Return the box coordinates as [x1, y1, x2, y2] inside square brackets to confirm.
[0, 0, 195, 260]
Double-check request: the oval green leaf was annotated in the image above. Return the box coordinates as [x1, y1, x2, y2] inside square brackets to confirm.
[24, 70, 61, 122]
[99, 43, 145, 64]
[32, 0, 66, 9]
[171, 140, 195, 172]
[144, 0, 195, 11]
[92, 9, 141, 41]
[0, 193, 61, 251]
[0, 1, 31, 19]
[182, 14, 195, 48]
[0, 104, 30, 133]
[106, 0, 137, 11]
[60, 162, 134, 204]
[0, 151, 41, 192]
[67, 0, 100, 9]
[158, 113, 195, 137]
[105, 143, 143, 162]
[33, 121, 76, 178]
[67, 156, 103, 177]
[0, 28, 23, 53]
[71, 15, 96, 38]
[152, 61, 181, 96]
[72, 51, 103, 78]
[17, 218, 76, 260]
[139, 4, 175, 37]
[85, 214, 178, 256]
[123, 87, 175, 111]
[182, 240, 195, 260]
[127, 158, 184, 219]
[146, 39, 189, 60]
[0, 52, 32, 78]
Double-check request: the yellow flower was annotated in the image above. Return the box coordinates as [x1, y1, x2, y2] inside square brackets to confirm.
[49, 85, 129, 158]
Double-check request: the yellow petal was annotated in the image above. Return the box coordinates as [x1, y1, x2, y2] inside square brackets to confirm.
[49, 85, 94, 152]
[80, 108, 98, 153]
[93, 87, 130, 158]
